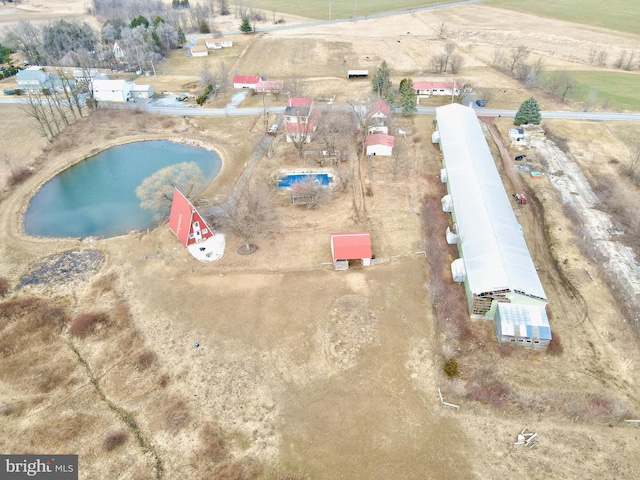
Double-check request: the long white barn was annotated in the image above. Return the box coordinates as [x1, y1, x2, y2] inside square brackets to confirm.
[435, 103, 551, 348]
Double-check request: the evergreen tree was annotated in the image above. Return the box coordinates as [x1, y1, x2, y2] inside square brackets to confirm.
[130, 15, 149, 29]
[240, 17, 252, 33]
[514, 96, 541, 126]
[198, 18, 210, 34]
[371, 61, 392, 99]
[399, 78, 417, 114]
[177, 26, 186, 47]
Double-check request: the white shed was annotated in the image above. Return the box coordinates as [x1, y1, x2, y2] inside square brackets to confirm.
[92, 79, 134, 103]
[366, 133, 395, 157]
[130, 84, 154, 99]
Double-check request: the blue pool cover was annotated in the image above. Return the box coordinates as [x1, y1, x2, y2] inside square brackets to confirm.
[278, 173, 332, 188]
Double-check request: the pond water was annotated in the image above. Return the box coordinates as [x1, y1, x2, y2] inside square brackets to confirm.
[24, 140, 221, 238]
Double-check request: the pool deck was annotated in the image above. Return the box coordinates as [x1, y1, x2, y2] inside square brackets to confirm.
[187, 233, 226, 262]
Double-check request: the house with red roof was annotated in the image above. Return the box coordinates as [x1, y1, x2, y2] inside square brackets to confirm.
[169, 188, 225, 262]
[169, 188, 214, 247]
[367, 100, 392, 134]
[284, 97, 318, 142]
[366, 133, 395, 156]
[413, 81, 460, 103]
[330, 232, 373, 270]
[233, 75, 262, 89]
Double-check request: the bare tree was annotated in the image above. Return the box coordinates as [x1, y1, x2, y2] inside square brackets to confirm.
[595, 49, 608, 67]
[443, 42, 456, 73]
[388, 142, 407, 181]
[20, 92, 56, 141]
[449, 53, 465, 74]
[545, 70, 576, 102]
[431, 21, 447, 39]
[614, 50, 627, 69]
[135, 162, 206, 218]
[216, 177, 276, 253]
[508, 45, 529, 76]
[289, 177, 331, 209]
[287, 111, 316, 159]
[334, 163, 353, 192]
[517, 57, 545, 88]
[430, 53, 447, 73]
[492, 46, 506, 69]
[315, 109, 352, 162]
[284, 76, 307, 98]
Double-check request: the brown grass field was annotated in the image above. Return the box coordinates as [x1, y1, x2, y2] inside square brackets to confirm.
[1, 1, 640, 479]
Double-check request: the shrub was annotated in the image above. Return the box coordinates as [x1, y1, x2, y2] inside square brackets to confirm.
[134, 350, 157, 370]
[444, 357, 460, 377]
[69, 312, 109, 337]
[103, 430, 128, 451]
[199, 423, 229, 463]
[32, 305, 69, 330]
[0, 297, 41, 319]
[164, 395, 190, 431]
[7, 168, 33, 187]
[0, 277, 9, 297]
[547, 331, 564, 355]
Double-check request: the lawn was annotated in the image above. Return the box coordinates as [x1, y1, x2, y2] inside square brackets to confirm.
[238, 0, 444, 21]
[487, 0, 640, 35]
[569, 71, 640, 112]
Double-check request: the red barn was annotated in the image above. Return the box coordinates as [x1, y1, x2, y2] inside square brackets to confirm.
[330, 232, 372, 270]
[169, 188, 213, 246]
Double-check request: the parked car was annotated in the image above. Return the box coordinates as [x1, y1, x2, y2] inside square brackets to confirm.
[515, 155, 527, 161]
[475, 99, 486, 107]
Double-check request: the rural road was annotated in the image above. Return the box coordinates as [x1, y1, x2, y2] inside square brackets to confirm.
[2, 97, 639, 122]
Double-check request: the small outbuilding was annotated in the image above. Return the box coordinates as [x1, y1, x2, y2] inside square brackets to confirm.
[347, 69, 369, 79]
[330, 232, 372, 270]
[130, 84, 154, 99]
[366, 133, 395, 156]
[190, 45, 209, 57]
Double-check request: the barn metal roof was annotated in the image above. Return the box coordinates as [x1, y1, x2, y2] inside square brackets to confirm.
[436, 103, 546, 301]
[331, 232, 372, 261]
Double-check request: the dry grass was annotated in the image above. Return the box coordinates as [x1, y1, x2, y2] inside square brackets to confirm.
[199, 422, 230, 463]
[0, 277, 9, 296]
[163, 394, 190, 432]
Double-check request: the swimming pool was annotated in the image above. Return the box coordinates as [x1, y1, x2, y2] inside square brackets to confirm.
[278, 172, 333, 188]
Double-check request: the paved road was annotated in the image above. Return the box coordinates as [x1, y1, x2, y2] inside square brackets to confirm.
[3, 97, 640, 121]
[4, 96, 640, 121]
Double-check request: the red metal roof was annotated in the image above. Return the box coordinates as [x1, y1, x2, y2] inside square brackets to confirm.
[366, 133, 395, 147]
[331, 232, 372, 261]
[233, 75, 261, 85]
[168, 188, 213, 247]
[368, 100, 391, 117]
[288, 97, 313, 108]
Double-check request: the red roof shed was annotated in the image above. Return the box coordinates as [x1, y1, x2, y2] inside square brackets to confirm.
[330, 232, 372, 264]
[169, 188, 214, 247]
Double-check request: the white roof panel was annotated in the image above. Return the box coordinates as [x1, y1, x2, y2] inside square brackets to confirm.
[436, 104, 546, 300]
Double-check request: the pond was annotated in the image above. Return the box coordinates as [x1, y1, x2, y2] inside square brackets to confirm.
[24, 140, 222, 238]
